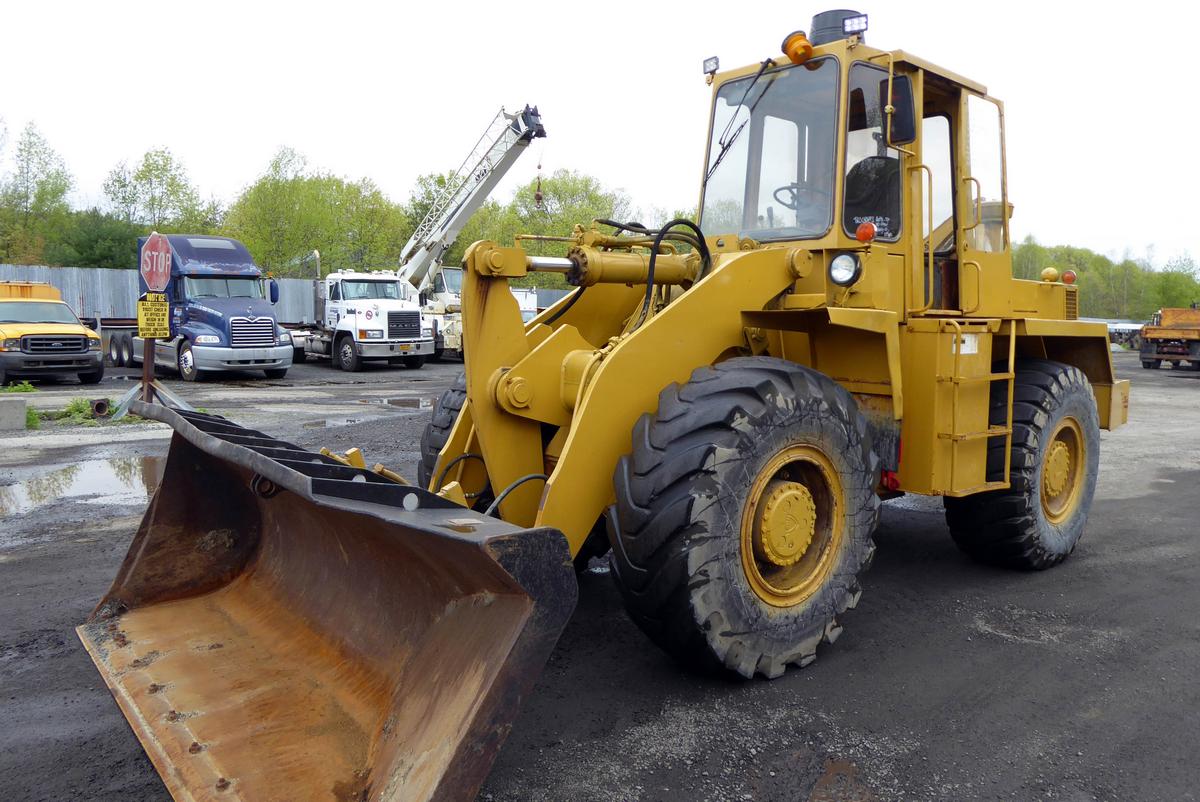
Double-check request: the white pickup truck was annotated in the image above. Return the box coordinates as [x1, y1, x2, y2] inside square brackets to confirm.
[292, 269, 434, 370]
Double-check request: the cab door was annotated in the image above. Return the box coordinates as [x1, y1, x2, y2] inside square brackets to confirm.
[326, 281, 342, 328]
[955, 92, 1010, 317]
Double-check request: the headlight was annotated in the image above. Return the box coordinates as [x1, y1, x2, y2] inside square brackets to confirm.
[358, 329, 385, 340]
[88, 338, 101, 350]
[2, 338, 21, 350]
[195, 334, 220, 344]
[828, 253, 862, 287]
[421, 327, 432, 337]
[278, 330, 291, 344]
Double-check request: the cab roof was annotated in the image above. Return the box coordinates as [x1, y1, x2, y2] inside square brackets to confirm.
[138, 235, 261, 277]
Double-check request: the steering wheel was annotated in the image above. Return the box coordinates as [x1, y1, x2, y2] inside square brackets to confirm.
[773, 183, 830, 211]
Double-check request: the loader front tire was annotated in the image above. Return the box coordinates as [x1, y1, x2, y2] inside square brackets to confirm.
[609, 357, 881, 679]
[416, 372, 467, 489]
[944, 359, 1100, 569]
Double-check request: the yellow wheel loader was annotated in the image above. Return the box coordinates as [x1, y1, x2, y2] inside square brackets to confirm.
[79, 10, 1130, 801]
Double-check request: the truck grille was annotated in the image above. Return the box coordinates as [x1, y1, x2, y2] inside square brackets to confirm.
[1064, 287, 1078, 320]
[387, 311, 421, 339]
[23, 335, 87, 354]
[230, 317, 276, 348]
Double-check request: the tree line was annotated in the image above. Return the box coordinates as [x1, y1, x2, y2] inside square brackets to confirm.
[0, 119, 1195, 317]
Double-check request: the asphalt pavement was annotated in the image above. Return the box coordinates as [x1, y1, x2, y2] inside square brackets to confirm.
[1, 351, 1197, 801]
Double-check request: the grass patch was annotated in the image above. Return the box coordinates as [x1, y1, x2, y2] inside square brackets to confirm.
[2, 380, 37, 393]
[36, 396, 149, 427]
[25, 405, 39, 430]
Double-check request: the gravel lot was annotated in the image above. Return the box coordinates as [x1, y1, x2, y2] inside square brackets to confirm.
[1, 350, 1197, 801]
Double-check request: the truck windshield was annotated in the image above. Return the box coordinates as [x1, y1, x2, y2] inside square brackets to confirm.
[440, 268, 463, 294]
[341, 280, 404, 301]
[700, 57, 839, 241]
[0, 301, 81, 324]
[185, 277, 265, 299]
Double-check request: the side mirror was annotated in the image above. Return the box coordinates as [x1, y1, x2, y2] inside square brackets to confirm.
[419, 291, 428, 306]
[269, 279, 280, 305]
[881, 75, 916, 146]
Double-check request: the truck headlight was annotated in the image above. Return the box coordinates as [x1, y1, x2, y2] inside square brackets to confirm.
[2, 338, 21, 350]
[421, 327, 432, 337]
[828, 253, 862, 287]
[278, 330, 291, 344]
[88, 338, 101, 350]
[359, 329, 385, 340]
[195, 334, 221, 344]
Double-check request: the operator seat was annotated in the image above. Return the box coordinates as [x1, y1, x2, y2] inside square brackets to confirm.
[844, 156, 901, 239]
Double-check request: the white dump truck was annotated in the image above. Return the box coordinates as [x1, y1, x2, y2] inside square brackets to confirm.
[291, 268, 433, 370]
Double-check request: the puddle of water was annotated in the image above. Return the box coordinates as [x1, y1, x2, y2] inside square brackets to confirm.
[357, 397, 434, 410]
[303, 417, 366, 428]
[0, 456, 164, 519]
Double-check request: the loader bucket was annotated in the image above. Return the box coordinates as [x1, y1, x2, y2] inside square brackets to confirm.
[77, 402, 577, 802]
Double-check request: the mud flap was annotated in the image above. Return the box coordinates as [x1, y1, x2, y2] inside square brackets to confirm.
[77, 402, 577, 802]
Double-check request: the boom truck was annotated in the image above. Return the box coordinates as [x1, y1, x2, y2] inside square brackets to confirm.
[79, 13, 1129, 801]
[287, 251, 433, 370]
[399, 105, 546, 358]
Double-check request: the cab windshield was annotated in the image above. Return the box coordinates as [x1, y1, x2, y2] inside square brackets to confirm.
[701, 57, 839, 241]
[437, 268, 463, 294]
[0, 301, 81, 325]
[185, 277, 265, 299]
[341, 280, 404, 301]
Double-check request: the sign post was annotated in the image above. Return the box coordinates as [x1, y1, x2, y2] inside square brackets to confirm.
[138, 232, 171, 402]
[111, 232, 193, 420]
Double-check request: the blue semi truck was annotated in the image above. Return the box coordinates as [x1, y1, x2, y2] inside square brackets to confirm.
[124, 235, 292, 381]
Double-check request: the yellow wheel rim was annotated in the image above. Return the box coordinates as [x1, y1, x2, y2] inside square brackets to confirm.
[1041, 416, 1086, 524]
[740, 445, 843, 608]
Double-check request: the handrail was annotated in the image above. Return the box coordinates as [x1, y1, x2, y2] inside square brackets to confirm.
[962, 260, 983, 314]
[909, 163, 935, 314]
[962, 176, 983, 231]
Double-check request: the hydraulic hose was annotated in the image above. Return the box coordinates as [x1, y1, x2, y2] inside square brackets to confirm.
[632, 218, 711, 331]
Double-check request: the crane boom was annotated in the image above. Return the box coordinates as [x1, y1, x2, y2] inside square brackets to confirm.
[399, 105, 545, 293]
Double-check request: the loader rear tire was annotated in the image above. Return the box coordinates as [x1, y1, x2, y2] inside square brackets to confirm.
[944, 359, 1100, 569]
[416, 372, 467, 490]
[609, 357, 881, 679]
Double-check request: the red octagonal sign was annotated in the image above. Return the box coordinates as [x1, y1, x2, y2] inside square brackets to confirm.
[140, 232, 172, 293]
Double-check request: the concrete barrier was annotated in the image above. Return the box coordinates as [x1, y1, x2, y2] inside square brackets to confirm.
[0, 396, 29, 431]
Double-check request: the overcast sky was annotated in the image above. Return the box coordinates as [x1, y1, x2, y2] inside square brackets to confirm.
[3, 1, 1196, 265]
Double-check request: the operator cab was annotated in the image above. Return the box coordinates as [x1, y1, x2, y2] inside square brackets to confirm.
[699, 9, 1012, 317]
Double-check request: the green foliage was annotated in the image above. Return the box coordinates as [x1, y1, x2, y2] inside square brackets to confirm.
[25, 405, 38, 430]
[103, 148, 218, 233]
[44, 208, 142, 268]
[224, 148, 410, 275]
[0, 122, 73, 264]
[1, 379, 37, 393]
[1013, 236, 1200, 320]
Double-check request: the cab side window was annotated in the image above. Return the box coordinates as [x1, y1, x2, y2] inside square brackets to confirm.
[924, 115, 954, 252]
[329, 283, 341, 301]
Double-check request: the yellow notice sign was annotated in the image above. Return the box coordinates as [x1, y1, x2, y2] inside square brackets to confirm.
[137, 292, 170, 339]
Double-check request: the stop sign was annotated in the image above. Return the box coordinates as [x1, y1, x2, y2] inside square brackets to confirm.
[140, 232, 172, 293]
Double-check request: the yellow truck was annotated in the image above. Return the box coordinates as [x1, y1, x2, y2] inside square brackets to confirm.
[0, 281, 104, 386]
[1140, 305, 1200, 369]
